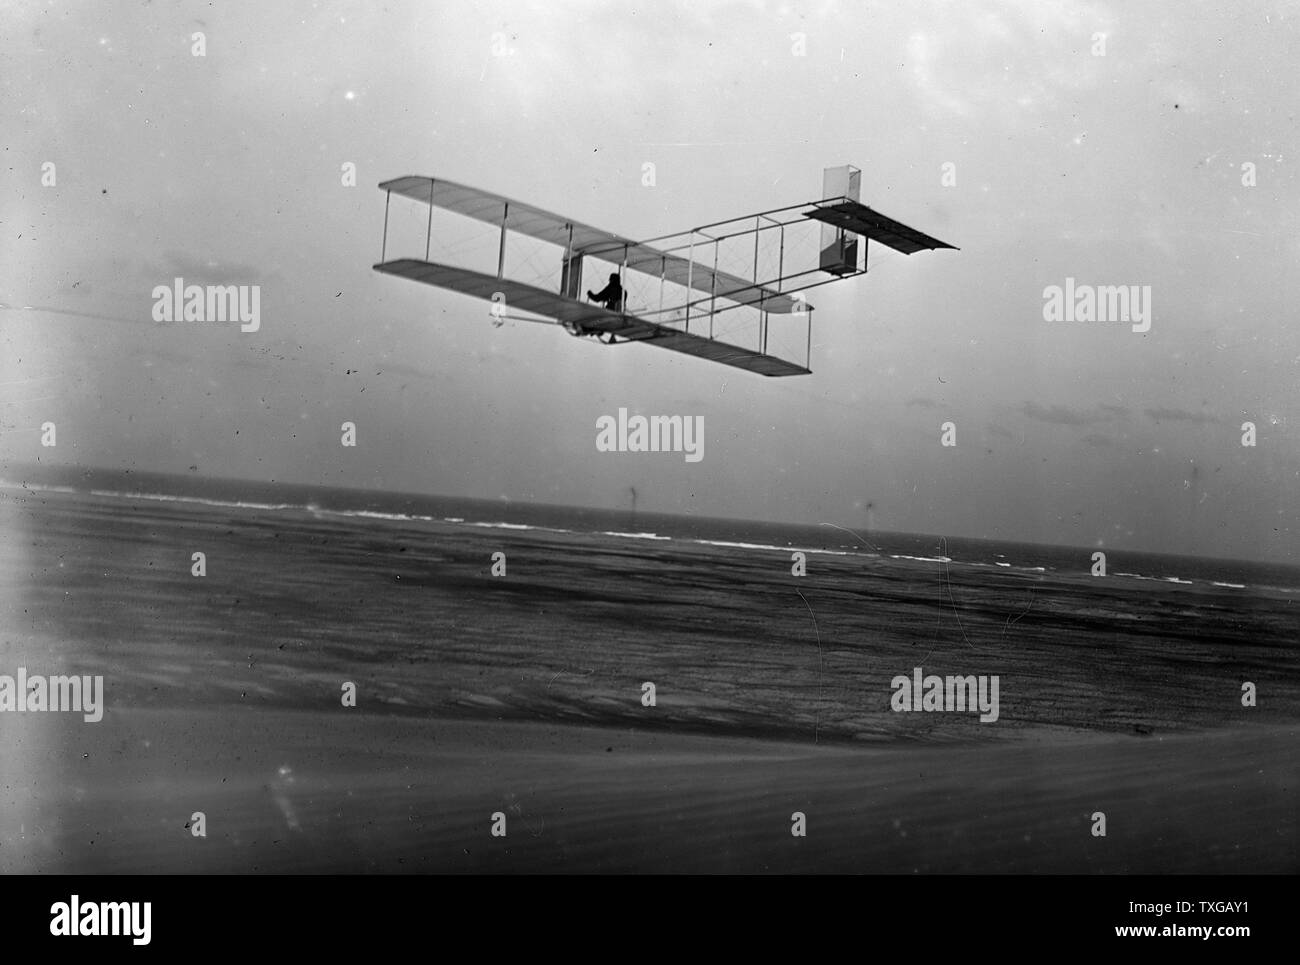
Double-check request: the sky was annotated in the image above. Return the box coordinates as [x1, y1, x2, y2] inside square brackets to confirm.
[2, 0, 1297, 564]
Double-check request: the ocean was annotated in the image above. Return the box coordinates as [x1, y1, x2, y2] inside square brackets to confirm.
[10, 465, 1298, 593]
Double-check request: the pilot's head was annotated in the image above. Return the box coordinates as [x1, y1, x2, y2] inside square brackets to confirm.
[609, 273, 620, 283]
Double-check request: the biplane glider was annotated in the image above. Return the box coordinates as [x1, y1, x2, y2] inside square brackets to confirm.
[373, 165, 955, 377]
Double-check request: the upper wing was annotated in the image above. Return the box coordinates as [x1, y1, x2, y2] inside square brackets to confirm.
[588, 242, 805, 315]
[381, 176, 623, 252]
[380, 176, 803, 313]
[802, 200, 957, 254]
[374, 258, 810, 377]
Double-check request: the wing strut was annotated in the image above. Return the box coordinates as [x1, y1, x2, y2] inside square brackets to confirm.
[497, 202, 509, 279]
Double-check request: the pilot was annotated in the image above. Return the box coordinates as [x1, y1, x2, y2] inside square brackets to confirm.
[587, 273, 624, 313]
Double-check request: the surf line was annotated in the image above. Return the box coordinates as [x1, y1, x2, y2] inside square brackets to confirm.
[890, 667, 999, 723]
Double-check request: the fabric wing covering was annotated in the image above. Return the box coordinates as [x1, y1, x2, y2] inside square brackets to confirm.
[801, 200, 957, 255]
[379, 176, 802, 313]
[374, 259, 810, 377]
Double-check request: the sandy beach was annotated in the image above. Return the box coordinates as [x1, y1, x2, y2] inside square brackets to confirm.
[3, 707, 1294, 874]
[1, 486, 1295, 873]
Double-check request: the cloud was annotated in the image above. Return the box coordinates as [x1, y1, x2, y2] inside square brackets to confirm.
[377, 362, 440, 381]
[1144, 407, 1220, 425]
[0, 303, 150, 327]
[905, 396, 938, 408]
[902, 2, 1118, 119]
[148, 251, 282, 290]
[1019, 401, 1104, 426]
[907, 32, 972, 117]
[139, 348, 201, 367]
